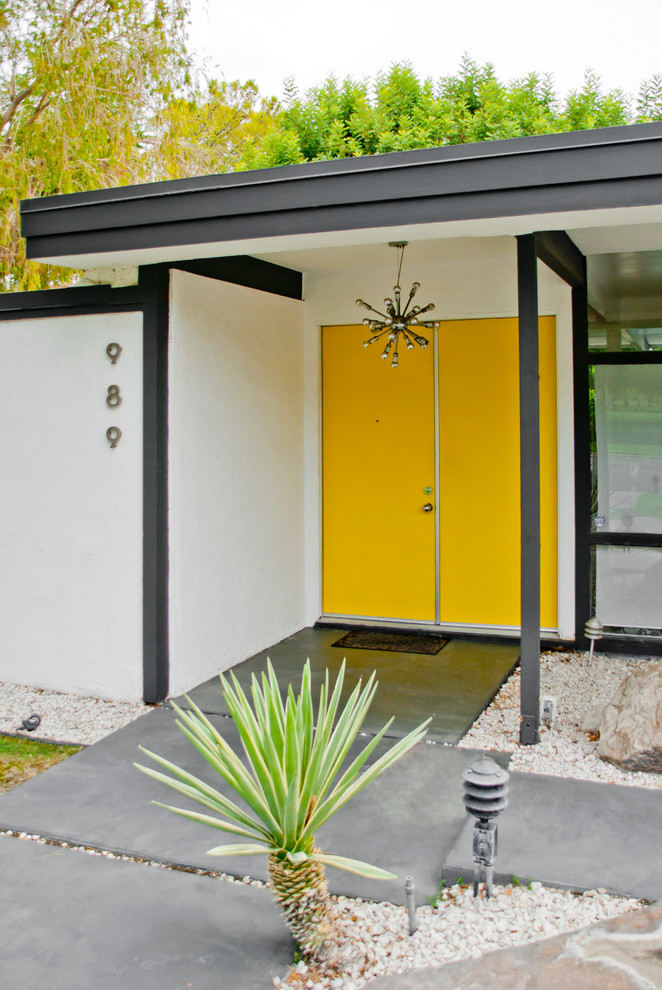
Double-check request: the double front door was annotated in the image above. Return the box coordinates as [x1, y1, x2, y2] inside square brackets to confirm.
[322, 317, 558, 631]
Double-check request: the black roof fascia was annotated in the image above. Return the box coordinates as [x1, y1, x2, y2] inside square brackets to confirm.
[21, 123, 662, 262]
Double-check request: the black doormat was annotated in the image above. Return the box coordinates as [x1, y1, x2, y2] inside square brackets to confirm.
[331, 630, 449, 655]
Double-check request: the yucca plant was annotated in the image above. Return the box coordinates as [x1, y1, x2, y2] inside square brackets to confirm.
[135, 659, 429, 964]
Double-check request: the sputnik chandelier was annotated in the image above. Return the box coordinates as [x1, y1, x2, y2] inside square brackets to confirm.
[356, 241, 440, 368]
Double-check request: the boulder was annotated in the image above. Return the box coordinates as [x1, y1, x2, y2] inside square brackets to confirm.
[598, 662, 662, 772]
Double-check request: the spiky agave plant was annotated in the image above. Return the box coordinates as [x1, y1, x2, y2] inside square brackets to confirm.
[135, 659, 429, 963]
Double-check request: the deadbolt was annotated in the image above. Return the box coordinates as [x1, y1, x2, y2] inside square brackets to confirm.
[423, 503, 434, 512]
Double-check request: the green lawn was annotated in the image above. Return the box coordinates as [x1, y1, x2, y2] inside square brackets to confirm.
[0, 735, 81, 793]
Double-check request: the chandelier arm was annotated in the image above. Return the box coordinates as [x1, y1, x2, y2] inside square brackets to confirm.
[360, 301, 390, 319]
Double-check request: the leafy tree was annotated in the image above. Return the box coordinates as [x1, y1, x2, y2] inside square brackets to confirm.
[0, 0, 188, 290]
[237, 58, 648, 170]
[147, 78, 278, 181]
[136, 660, 429, 964]
[0, 0, 277, 291]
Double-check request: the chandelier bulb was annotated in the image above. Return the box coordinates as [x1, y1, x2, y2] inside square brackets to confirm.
[406, 341, 414, 350]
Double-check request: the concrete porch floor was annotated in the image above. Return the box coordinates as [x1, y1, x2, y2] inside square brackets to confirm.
[175, 626, 520, 744]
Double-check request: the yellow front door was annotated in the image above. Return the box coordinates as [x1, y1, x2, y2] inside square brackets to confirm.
[321, 318, 558, 630]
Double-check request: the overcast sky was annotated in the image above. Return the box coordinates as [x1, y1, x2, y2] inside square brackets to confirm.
[187, 0, 661, 105]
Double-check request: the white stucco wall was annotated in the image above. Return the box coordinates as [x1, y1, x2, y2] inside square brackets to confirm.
[168, 270, 306, 696]
[0, 311, 144, 699]
[302, 239, 575, 639]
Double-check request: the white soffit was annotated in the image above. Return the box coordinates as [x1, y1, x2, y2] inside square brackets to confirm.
[40, 203, 662, 273]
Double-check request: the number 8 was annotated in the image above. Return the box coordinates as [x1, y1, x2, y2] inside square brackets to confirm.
[106, 385, 122, 407]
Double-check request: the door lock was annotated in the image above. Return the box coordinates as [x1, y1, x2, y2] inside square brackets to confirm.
[423, 503, 434, 512]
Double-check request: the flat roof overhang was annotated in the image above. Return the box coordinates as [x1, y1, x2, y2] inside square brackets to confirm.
[20, 122, 662, 270]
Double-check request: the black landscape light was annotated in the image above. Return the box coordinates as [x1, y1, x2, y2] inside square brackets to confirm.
[462, 758, 509, 898]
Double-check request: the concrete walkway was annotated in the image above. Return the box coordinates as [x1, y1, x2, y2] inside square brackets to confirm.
[2, 627, 662, 987]
[0, 832, 294, 989]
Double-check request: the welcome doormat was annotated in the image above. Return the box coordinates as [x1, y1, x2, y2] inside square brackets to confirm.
[331, 631, 449, 655]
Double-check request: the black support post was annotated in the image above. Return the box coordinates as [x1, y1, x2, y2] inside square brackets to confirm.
[517, 235, 541, 745]
[572, 280, 591, 646]
[140, 266, 170, 704]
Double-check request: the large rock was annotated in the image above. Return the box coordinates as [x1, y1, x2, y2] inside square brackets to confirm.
[598, 662, 662, 772]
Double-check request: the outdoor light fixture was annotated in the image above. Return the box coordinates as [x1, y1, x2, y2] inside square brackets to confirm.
[356, 241, 440, 368]
[462, 758, 510, 898]
[584, 616, 603, 665]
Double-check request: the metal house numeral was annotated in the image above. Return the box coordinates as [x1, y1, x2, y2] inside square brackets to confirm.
[106, 426, 122, 448]
[106, 343, 122, 364]
[106, 384, 122, 407]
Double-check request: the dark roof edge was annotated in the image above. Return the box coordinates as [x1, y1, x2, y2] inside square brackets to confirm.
[20, 121, 662, 215]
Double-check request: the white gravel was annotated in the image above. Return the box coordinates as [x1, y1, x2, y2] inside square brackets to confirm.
[0, 680, 155, 745]
[459, 650, 662, 790]
[276, 882, 642, 989]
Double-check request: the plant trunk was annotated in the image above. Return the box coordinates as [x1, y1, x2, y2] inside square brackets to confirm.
[267, 849, 343, 964]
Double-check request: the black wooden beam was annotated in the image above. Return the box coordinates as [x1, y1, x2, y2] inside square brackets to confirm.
[517, 234, 541, 745]
[534, 231, 586, 289]
[170, 256, 302, 300]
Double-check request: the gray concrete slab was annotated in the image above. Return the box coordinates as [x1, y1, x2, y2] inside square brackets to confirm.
[0, 707, 508, 904]
[0, 833, 294, 989]
[176, 626, 520, 744]
[363, 905, 662, 990]
[444, 771, 662, 901]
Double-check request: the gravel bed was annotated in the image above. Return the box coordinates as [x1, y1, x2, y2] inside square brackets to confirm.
[277, 883, 642, 989]
[459, 650, 662, 790]
[0, 680, 155, 745]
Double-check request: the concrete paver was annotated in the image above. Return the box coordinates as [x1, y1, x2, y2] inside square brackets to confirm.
[444, 771, 662, 901]
[363, 905, 662, 990]
[0, 833, 294, 990]
[0, 706, 508, 904]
